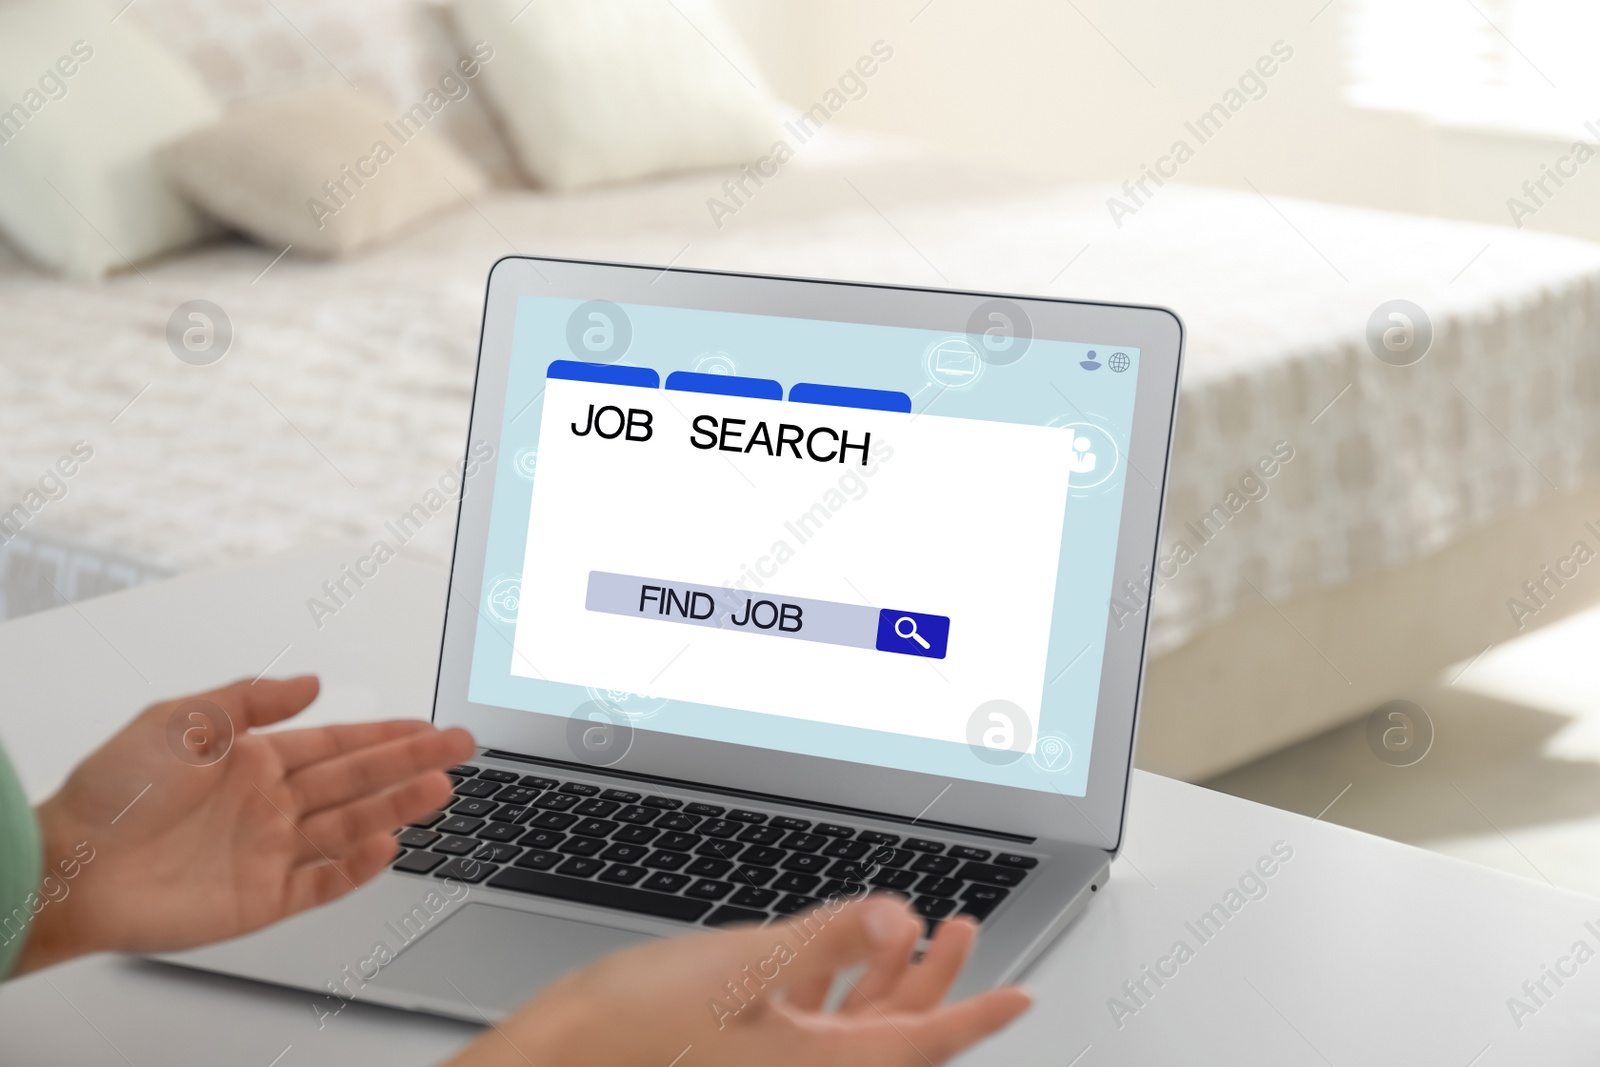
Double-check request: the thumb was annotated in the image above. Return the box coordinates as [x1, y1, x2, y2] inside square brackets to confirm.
[754, 895, 922, 1000]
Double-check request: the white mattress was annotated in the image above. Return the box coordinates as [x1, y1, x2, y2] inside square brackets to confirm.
[5, 131, 1599, 653]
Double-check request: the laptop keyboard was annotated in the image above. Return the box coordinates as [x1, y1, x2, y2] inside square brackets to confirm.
[389, 763, 1039, 933]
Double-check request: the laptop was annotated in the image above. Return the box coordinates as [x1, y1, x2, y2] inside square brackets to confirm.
[163, 257, 1183, 1022]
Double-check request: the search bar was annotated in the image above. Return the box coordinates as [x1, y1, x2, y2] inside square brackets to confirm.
[585, 571, 949, 660]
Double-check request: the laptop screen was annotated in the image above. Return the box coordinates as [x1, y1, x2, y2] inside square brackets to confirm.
[466, 296, 1140, 798]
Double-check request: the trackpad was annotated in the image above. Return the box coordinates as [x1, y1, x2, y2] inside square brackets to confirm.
[373, 903, 660, 1016]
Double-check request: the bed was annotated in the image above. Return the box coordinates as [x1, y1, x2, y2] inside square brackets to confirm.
[5, 11, 1600, 780]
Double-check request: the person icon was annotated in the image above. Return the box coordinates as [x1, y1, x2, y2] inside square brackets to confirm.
[1067, 435, 1097, 475]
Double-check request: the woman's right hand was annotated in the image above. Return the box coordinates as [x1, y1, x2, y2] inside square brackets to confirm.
[442, 894, 1030, 1067]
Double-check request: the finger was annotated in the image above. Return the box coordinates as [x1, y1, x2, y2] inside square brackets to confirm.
[879, 916, 979, 1012]
[286, 726, 475, 814]
[188, 676, 322, 732]
[269, 719, 438, 772]
[893, 986, 1033, 1064]
[297, 771, 456, 857]
[283, 832, 399, 914]
[837, 898, 923, 1013]
[763, 896, 923, 1001]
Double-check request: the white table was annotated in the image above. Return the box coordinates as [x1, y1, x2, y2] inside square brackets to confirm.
[0, 547, 1592, 1065]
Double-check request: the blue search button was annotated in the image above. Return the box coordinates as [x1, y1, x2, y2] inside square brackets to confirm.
[875, 610, 950, 659]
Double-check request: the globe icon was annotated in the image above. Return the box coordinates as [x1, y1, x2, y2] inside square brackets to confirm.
[1108, 351, 1130, 373]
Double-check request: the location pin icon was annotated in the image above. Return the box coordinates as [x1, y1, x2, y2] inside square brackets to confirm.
[1038, 737, 1067, 769]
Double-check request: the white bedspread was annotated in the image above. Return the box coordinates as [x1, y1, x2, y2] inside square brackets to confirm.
[4, 133, 1599, 653]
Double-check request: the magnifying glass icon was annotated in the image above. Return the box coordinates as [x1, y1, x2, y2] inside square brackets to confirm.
[895, 615, 931, 650]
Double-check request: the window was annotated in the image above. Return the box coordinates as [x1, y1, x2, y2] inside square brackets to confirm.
[1345, 0, 1600, 136]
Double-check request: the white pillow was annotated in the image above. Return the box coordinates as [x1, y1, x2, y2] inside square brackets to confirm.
[451, 0, 781, 190]
[0, 0, 221, 279]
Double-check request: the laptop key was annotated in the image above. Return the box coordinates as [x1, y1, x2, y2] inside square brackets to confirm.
[740, 846, 785, 867]
[699, 819, 741, 839]
[725, 809, 767, 823]
[614, 825, 660, 845]
[574, 798, 620, 818]
[729, 887, 779, 909]
[772, 894, 819, 915]
[822, 839, 871, 860]
[781, 832, 826, 853]
[640, 872, 691, 894]
[519, 775, 559, 790]
[392, 850, 447, 874]
[454, 779, 500, 799]
[818, 880, 866, 901]
[495, 805, 536, 824]
[902, 838, 945, 853]
[520, 829, 565, 850]
[704, 905, 768, 927]
[655, 832, 701, 852]
[529, 811, 578, 831]
[494, 786, 540, 806]
[559, 782, 601, 796]
[615, 805, 659, 825]
[487, 868, 712, 922]
[958, 884, 1009, 921]
[995, 853, 1039, 869]
[812, 823, 854, 838]
[686, 879, 734, 901]
[769, 816, 811, 831]
[556, 857, 605, 878]
[558, 837, 606, 857]
[917, 876, 963, 897]
[572, 818, 619, 838]
[599, 864, 648, 886]
[772, 872, 820, 894]
[780, 854, 829, 874]
[911, 854, 960, 876]
[684, 802, 725, 817]
[447, 765, 481, 778]
[642, 796, 682, 810]
[599, 842, 650, 864]
[695, 839, 744, 860]
[438, 815, 485, 835]
[477, 822, 524, 843]
[474, 843, 522, 864]
[396, 827, 439, 848]
[731, 864, 777, 886]
[736, 825, 785, 846]
[948, 846, 992, 862]
[600, 788, 641, 803]
[643, 850, 692, 871]
[656, 813, 702, 832]
[432, 835, 479, 856]
[869, 868, 919, 892]
[868, 847, 913, 868]
[514, 850, 562, 871]
[956, 862, 1025, 888]
[913, 895, 958, 933]
[410, 810, 445, 829]
[533, 793, 581, 812]
[857, 830, 899, 846]
[435, 857, 494, 884]
[478, 769, 520, 784]
[828, 860, 874, 881]
[686, 858, 732, 879]
[450, 798, 498, 818]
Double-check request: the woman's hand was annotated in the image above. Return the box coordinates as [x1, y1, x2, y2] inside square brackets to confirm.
[16, 676, 474, 974]
[444, 895, 1030, 1067]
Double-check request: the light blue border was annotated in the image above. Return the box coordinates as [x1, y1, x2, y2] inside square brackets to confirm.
[468, 297, 1140, 796]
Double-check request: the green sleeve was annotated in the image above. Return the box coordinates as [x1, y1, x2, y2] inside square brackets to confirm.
[0, 742, 42, 977]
